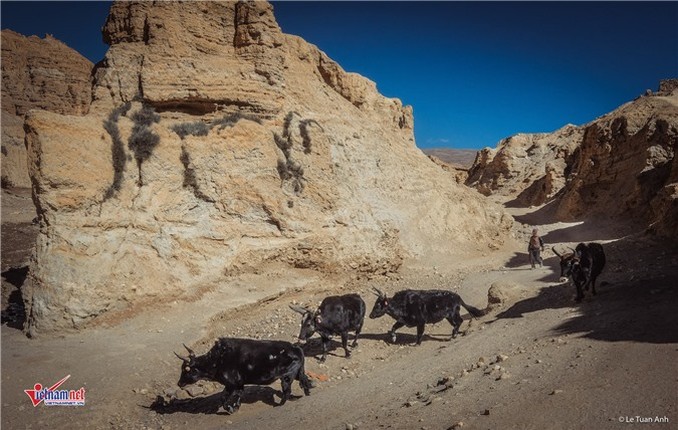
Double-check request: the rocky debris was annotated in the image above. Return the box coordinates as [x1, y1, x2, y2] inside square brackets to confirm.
[23, 0, 513, 335]
[1, 30, 93, 188]
[486, 282, 528, 311]
[657, 79, 678, 95]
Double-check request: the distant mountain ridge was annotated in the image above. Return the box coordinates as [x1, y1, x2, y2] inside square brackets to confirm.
[421, 148, 478, 169]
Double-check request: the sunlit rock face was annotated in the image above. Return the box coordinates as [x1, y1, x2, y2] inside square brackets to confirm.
[23, 1, 512, 335]
[467, 80, 678, 239]
[1, 29, 93, 188]
[553, 86, 678, 237]
[466, 124, 583, 205]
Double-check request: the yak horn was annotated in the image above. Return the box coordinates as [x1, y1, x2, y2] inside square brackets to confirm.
[174, 351, 188, 361]
[371, 287, 385, 297]
[183, 343, 195, 357]
[551, 246, 562, 257]
[289, 304, 309, 315]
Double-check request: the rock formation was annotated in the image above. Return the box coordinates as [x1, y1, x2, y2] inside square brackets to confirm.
[23, 1, 512, 335]
[1, 30, 93, 188]
[466, 124, 584, 205]
[554, 87, 678, 237]
[467, 80, 678, 238]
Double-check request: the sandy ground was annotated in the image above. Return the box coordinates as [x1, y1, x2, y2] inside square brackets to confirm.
[2, 189, 677, 430]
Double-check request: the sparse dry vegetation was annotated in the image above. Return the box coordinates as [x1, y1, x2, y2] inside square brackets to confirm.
[171, 121, 209, 139]
[179, 147, 214, 203]
[102, 102, 132, 200]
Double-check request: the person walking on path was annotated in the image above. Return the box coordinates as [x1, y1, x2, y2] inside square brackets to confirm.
[528, 228, 544, 269]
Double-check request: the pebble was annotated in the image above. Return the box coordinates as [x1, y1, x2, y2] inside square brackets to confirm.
[497, 371, 511, 381]
[496, 354, 509, 362]
[437, 376, 454, 387]
[550, 389, 564, 395]
[448, 422, 464, 429]
[482, 409, 490, 415]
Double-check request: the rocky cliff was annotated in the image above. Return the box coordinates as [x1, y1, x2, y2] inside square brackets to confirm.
[23, 1, 512, 335]
[466, 124, 584, 206]
[1, 30, 93, 188]
[554, 89, 678, 237]
[467, 80, 678, 238]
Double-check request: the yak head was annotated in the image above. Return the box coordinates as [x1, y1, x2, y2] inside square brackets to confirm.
[289, 305, 321, 342]
[174, 344, 202, 388]
[552, 246, 576, 282]
[368, 287, 389, 319]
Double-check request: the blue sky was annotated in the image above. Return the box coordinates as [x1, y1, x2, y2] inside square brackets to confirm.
[2, 1, 676, 149]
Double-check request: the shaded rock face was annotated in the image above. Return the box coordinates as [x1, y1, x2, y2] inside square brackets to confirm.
[1, 30, 93, 188]
[465, 125, 583, 205]
[554, 92, 678, 237]
[23, 1, 512, 335]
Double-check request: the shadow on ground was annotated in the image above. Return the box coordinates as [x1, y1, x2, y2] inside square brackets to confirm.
[1, 265, 28, 330]
[494, 234, 678, 344]
[300, 331, 455, 360]
[148, 385, 288, 415]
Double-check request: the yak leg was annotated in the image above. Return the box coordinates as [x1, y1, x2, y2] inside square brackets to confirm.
[448, 311, 464, 338]
[415, 323, 426, 345]
[341, 332, 351, 358]
[389, 322, 405, 343]
[575, 282, 584, 302]
[279, 375, 293, 406]
[352, 322, 363, 347]
[221, 385, 243, 414]
[319, 334, 330, 362]
[591, 277, 597, 296]
[296, 361, 311, 396]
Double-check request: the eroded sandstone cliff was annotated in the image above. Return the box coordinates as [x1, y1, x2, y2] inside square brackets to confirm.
[23, 1, 512, 335]
[466, 124, 584, 206]
[1, 30, 93, 187]
[467, 81, 678, 238]
[553, 90, 678, 237]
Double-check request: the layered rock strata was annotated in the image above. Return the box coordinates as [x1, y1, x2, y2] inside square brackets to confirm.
[467, 80, 678, 238]
[23, 1, 512, 335]
[1, 30, 93, 187]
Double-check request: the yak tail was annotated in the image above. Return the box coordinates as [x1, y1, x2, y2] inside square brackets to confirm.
[460, 300, 487, 318]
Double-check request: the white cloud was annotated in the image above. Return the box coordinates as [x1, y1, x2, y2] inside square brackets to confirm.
[426, 138, 450, 145]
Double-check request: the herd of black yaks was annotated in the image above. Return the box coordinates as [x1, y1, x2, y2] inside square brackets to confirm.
[171, 242, 606, 414]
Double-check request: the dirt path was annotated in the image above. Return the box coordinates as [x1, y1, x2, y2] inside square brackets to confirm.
[2, 190, 677, 429]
